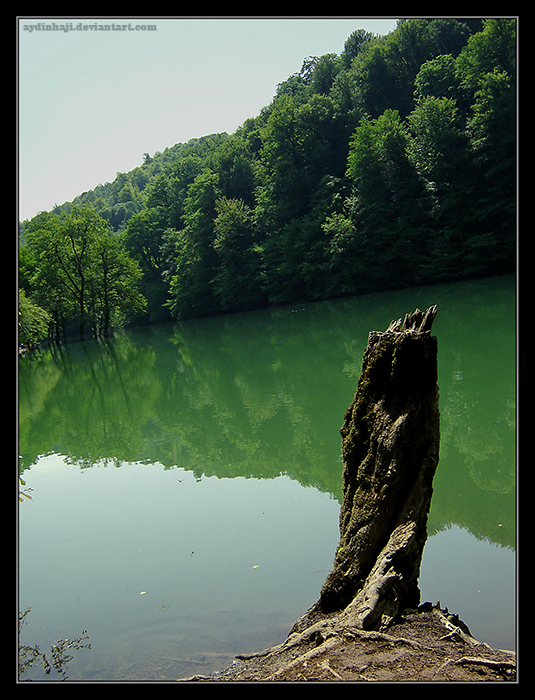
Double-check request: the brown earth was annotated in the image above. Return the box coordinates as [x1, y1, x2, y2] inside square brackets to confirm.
[178, 604, 516, 682]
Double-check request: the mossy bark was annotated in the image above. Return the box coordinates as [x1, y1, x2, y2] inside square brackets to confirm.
[293, 306, 440, 633]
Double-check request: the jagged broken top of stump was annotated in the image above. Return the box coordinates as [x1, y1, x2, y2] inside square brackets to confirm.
[385, 305, 438, 334]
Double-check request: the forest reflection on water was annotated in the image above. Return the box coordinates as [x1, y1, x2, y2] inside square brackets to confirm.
[19, 274, 516, 544]
[18, 275, 516, 678]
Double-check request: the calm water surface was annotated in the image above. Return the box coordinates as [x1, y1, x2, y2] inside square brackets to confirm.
[18, 275, 516, 680]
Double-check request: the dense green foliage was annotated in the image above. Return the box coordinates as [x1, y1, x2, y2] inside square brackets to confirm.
[19, 19, 516, 339]
[18, 289, 51, 349]
[19, 207, 146, 342]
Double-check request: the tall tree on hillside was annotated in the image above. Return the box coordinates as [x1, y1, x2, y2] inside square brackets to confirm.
[211, 196, 264, 312]
[123, 207, 170, 322]
[165, 169, 221, 319]
[89, 233, 146, 337]
[458, 20, 516, 274]
[355, 19, 472, 118]
[26, 208, 104, 341]
[407, 95, 472, 280]
[344, 110, 429, 290]
[60, 208, 108, 339]
[257, 93, 343, 228]
[25, 207, 146, 341]
[455, 18, 516, 97]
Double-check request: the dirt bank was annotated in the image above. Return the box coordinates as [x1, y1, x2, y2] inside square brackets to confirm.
[178, 603, 515, 682]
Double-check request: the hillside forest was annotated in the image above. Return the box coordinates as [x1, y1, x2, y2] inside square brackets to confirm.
[18, 19, 516, 346]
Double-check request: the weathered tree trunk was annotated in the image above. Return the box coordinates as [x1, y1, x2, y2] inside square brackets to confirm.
[293, 306, 440, 633]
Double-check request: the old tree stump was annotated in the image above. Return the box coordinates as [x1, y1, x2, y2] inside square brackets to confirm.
[296, 304, 440, 632]
[183, 307, 516, 681]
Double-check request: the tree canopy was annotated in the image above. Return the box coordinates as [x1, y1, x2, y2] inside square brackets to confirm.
[19, 19, 516, 341]
[20, 207, 146, 343]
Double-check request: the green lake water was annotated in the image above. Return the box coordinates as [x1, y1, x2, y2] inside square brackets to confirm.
[18, 274, 516, 680]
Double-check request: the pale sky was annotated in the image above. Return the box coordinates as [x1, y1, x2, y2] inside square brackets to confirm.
[18, 17, 398, 222]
